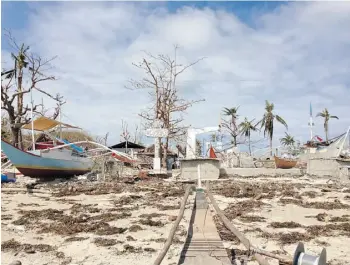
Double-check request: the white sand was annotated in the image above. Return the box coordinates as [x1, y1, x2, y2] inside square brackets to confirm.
[1, 176, 350, 265]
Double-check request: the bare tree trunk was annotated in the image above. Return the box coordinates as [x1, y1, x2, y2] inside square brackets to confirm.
[11, 127, 20, 147]
[325, 122, 329, 142]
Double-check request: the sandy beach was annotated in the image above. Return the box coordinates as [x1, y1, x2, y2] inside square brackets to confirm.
[1, 175, 350, 265]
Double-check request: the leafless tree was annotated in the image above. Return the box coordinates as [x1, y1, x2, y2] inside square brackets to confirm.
[127, 45, 205, 166]
[120, 119, 131, 142]
[1, 31, 59, 148]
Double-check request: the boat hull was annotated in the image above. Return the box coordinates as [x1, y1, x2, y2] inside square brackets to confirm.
[274, 156, 297, 169]
[1, 140, 92, 178]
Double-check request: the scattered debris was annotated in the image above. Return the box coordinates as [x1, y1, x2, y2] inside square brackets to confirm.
[139, 218, 164, 227]
[64, 236, 89, 242]
[93, 237, 117, 247]
[128, 225, 143, 232]
[270, 221, 302, 228]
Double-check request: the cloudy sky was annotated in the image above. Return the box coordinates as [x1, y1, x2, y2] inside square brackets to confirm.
[1, 1, 350, 148]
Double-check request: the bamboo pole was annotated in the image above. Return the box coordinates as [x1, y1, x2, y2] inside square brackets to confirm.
[153, 185, 193, 265]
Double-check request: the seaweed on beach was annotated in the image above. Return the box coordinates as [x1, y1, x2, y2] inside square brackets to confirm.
[1, 239, 55, 253]
[270, 221, 302, 228]
[128, 224, 143, 232]
[93, 237, 117, 247]
[224, 200, 266, 220]
[139, 218, 164, 227]
[238, 215, 266, 223]
[64, 236, 89, 242]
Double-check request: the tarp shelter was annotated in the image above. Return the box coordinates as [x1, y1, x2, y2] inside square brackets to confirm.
[22, 116, 81, 131]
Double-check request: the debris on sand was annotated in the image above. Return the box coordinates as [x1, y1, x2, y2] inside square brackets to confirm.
[224, 200, 266, 220]
[40, 218, 126, 236]
[53, 183, 124, 197]
[128, 225, 143, 232]
[90, 212, 132, 222]
[17, 203, 40, 207]
[12, 209, 64, 226]
[70, 203, 100, 214]
[270, 221, 302, 228]
[306, 223, 350, 237]
[139, 213, 164, 218]
[126, 235, 136, 241]
[139, 218, 164, 227]
[143, 247, 156, 252]
[238, 215, 266, 223]
[64, 236, 89, 242]
[279, 198, 350, 210]
[330, 216, 350, 222]
[316, 213, 329, 222]
[150, 238, 166, 243]
[213, 216, 240, 243]
[1, 239, 55, 253]
[114, 195, 142, 205]
[301, 191, 318, 198]
[93, 237, 117, 247]
[156, 204, 180, 211]
[1, 214, 12, 220]
[123, 244, 142, 253]
[277, 232, 312, 245]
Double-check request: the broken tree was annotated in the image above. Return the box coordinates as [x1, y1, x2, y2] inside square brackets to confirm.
[127, 45, 205, 167]
[1, 32, 58, 148]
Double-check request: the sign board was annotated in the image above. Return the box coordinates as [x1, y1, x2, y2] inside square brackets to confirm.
[145, 128, 169, 138]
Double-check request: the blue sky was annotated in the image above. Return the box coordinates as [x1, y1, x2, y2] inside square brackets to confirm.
[1, 1, 350, 150]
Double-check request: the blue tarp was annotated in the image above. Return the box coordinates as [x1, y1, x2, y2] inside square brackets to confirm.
[1, 174, 16, 183]
[58, 138, 84, 153]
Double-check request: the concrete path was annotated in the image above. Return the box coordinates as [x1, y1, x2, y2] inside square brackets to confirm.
[178, 190, 231, 265]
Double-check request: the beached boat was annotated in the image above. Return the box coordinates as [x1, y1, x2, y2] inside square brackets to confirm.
[1, 116, 93, 178]
[1, 139, 93, 178]
[274, 156, 297, 169]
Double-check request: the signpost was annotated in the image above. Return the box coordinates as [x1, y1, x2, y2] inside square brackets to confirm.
[144, 120, 169, 173]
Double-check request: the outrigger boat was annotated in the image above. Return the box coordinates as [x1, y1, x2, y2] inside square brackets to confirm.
[1, 116, 134, 179]
[1, 116, 93, 178]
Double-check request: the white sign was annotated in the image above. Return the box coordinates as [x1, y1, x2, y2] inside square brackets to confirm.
[145, 128, 169, 138]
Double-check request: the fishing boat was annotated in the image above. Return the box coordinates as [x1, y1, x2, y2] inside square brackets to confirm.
[274, 156, 298, 169]
[1, 116, 93, 178]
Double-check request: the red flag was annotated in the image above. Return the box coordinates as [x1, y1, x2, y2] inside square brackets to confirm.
[209, 146, 217, 158]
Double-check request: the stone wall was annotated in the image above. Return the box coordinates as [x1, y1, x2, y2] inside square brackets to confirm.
[181, 158, 220, 180]
[307, 158, 350, 183]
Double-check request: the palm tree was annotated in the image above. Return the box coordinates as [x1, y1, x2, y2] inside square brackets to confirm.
[222, 106, 239, 146]
[316, 108, 339, 142]
[239, 117, 257, 155]
[259, 100, 288, 156]
[280, 132, 295, 147]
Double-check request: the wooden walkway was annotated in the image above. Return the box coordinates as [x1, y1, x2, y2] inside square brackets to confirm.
[178, 190, 231, 265]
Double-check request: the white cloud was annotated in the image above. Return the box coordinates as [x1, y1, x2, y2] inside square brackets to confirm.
[2, 1, 350, 147]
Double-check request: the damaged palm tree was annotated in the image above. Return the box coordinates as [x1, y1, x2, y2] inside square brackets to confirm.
[258, 100, 288, 156]
[126, 45, 205, 168]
